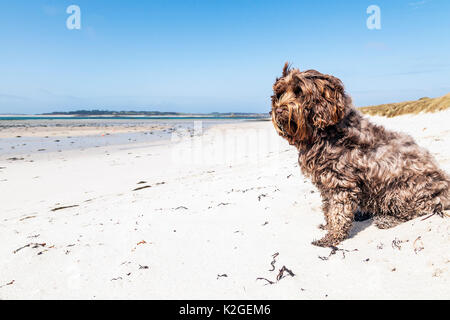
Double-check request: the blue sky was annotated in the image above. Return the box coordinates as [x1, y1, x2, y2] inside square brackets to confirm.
[0, 0, 449, 114]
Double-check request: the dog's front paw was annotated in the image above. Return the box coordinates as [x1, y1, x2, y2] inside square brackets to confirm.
[312, 234, 341, 247]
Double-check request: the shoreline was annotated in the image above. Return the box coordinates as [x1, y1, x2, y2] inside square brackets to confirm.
[0, 118, 266, 156]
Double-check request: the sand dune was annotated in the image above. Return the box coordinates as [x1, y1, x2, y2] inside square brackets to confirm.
[360, 93, 450, 117]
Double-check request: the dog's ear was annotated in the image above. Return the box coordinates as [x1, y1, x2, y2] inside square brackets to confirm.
[282, 62, 291, 77]
[309, 75, 348, 129]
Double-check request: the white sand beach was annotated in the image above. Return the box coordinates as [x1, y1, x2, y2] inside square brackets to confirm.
[0, 111, 449, 299]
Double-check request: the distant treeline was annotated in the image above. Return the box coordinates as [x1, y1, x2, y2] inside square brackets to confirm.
[42, 109, 269, 117]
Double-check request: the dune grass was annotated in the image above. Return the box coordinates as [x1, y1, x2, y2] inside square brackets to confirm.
[359, 93, 450, 117]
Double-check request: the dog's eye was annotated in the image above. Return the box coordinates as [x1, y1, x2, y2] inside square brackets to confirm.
[272, 90, 283, 99]
[293, 86, 302, 95]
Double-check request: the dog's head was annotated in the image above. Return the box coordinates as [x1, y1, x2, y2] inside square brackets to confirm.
[271, 62, 351, 145]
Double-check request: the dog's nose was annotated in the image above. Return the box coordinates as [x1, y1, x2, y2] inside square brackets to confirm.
[276, 107, 283, 114]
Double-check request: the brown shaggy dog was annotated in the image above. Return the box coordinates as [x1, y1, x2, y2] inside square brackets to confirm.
[271, 63, 450, 247]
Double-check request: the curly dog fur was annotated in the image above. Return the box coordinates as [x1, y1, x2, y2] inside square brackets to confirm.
[271, 63, 450, 247]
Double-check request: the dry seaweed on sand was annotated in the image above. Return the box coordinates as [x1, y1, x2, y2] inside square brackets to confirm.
[256, 277, 275, 285]
[51, 205, 79, 212]
[276, 266, 295, 281]
[257, 194, 268, 201]
[19, 215, 36, 221]
[0, 280, 15, 288]
[217, 202, 230, 206]
[413, 236, 425, 254]
[257, 253, 295, 285]
[132, 185, 151, 191]
[13, 242, 46, 254]
[269, 252, 279, 271]
[318, 246, 358, 260]
[391, 238, 408, 250]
